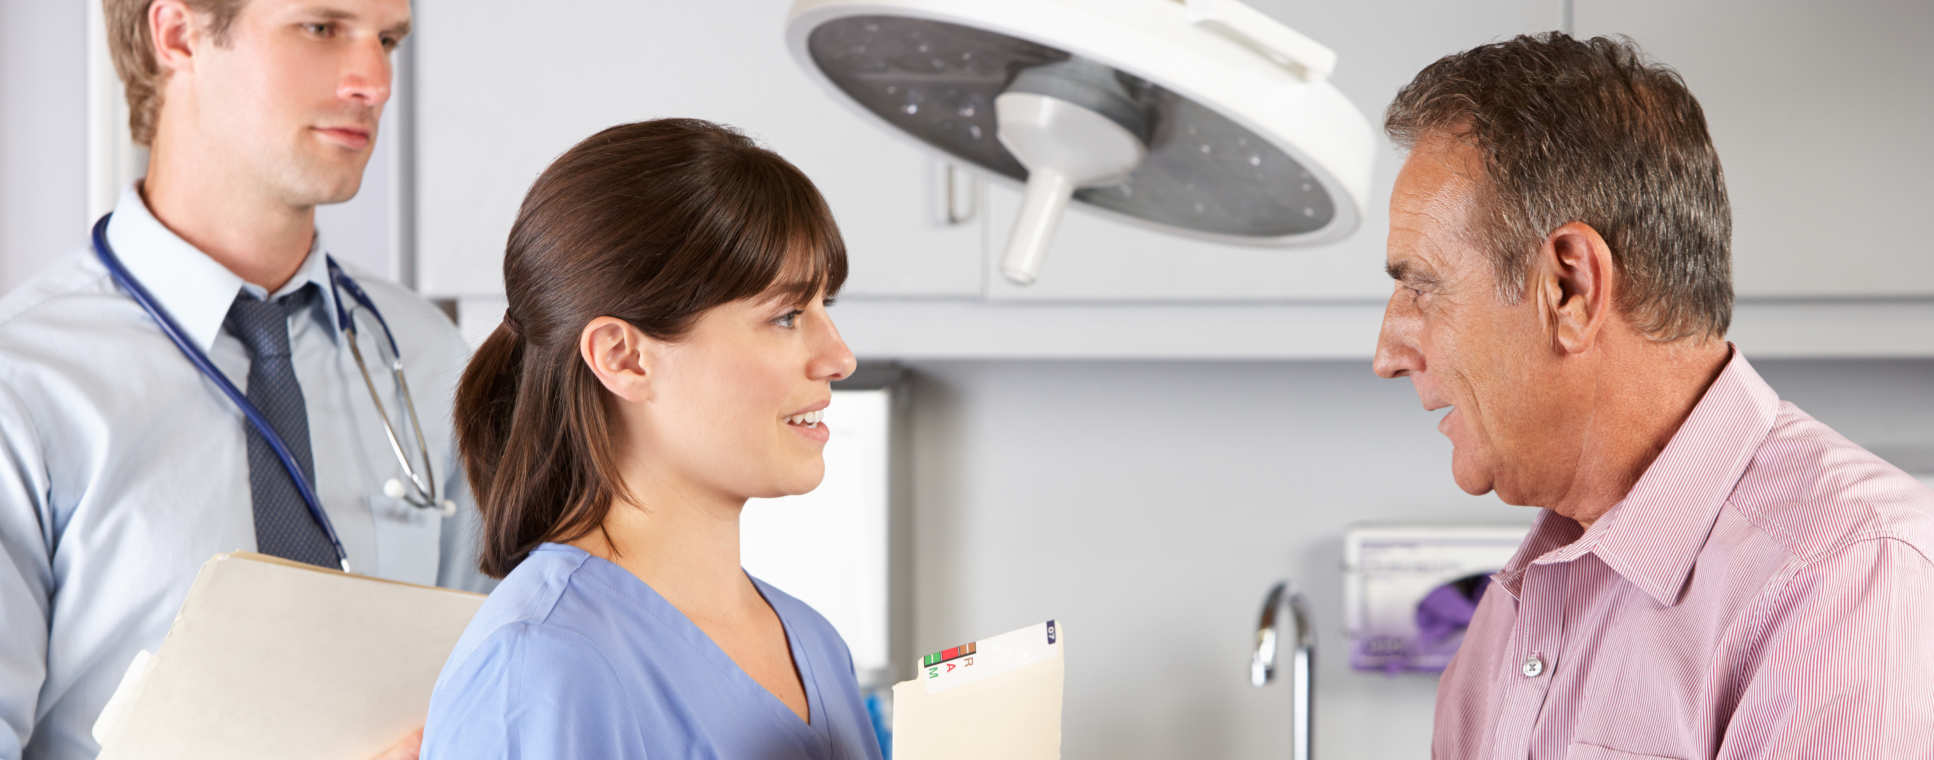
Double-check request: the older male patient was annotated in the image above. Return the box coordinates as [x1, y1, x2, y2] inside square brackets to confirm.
[1373, 33, 1934, 758]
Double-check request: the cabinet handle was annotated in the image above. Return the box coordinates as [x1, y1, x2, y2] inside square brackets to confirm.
[944, 163, 980, 225]
[1184, 0, 1335, 83]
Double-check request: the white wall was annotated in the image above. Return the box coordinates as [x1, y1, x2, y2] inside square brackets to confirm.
[899, 358, 1934, 759]
[1, 1, 88, 290]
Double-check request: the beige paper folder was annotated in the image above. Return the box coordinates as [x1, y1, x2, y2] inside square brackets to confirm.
[91, 552, 485, 760]
[892, 620, 1065, 760]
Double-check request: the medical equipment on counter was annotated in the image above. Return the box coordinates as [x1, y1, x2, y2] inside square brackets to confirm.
[785, 0, 1374, 285]
[92, 213, 455, 573]
[1342, 523, 1525, 673]
[1251, 580, 1314, 760]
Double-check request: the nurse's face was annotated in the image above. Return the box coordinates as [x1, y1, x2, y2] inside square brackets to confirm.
[632, 287, 857, 504]
[172, 0, 409, 207]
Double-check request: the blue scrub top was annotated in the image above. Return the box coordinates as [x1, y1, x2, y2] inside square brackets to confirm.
[422, 543, 884, 760]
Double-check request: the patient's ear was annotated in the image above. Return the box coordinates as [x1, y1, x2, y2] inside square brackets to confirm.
[1535, 221, 1616, 354]
[579, 317, 655, 402]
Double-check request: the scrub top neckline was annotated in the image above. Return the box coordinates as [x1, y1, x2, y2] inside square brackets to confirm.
[533, 542, 835, 754]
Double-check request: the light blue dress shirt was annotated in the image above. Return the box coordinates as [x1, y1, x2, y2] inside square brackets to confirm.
[0, 186, 493, 760]
[422, 543, 885, 760]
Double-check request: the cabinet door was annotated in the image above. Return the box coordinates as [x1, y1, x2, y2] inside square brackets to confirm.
[412, 0, 984, 299]
[1575, 0, 1934, 297]
[981, 0, 1561, 302]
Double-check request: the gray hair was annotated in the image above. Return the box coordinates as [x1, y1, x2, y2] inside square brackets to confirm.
[1385, 32, 1733, 342]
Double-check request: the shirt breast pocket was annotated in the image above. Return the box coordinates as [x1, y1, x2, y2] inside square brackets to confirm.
[1567, 743, 1683, 760]
[367, 492, 442, 584]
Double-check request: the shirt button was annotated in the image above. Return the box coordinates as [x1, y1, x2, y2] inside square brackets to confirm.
[1521, 655, 1546, 678]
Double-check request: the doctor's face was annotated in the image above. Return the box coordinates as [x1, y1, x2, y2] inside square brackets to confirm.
[633, 287, 857, 504]
[1372, 135, 1564, 505]
[179, 0, 409, 208]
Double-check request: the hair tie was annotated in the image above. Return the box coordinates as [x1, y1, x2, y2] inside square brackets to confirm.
[502, 309, 523, 338]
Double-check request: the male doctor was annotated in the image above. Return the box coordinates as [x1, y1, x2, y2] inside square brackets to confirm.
[0, 1, 488, 758]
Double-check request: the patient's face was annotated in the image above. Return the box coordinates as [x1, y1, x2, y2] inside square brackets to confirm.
[1373, 134, 1566, 505]
[634, 288, 856, 504]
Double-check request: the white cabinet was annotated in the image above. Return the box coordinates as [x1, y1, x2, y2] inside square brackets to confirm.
[1575, 0, 1934, 298]
[411, 1, 984, 300]
[979, 0, 1562, 302]
[406, 1, 1934, 359]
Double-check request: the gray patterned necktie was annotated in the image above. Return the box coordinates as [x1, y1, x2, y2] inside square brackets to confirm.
[224, 285, 338, 568]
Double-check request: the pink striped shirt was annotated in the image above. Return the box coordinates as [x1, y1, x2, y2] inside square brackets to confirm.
[1433, 349, 1934, 759]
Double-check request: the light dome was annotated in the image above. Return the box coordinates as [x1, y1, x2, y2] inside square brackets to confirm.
[786, 0, 1375, 284]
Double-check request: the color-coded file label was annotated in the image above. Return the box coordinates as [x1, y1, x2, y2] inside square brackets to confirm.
[918, 620, 1061, 695]
[922, 641, 977, 668]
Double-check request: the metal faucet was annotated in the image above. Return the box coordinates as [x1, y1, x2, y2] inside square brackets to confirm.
[1252, 580, 1314, 760]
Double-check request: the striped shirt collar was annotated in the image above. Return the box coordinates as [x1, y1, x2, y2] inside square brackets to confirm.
[1493, 346, 1782, 606]
[103, 183, 344, 352]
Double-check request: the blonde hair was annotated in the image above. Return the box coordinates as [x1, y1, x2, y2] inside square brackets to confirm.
[102, 0, 246, 146]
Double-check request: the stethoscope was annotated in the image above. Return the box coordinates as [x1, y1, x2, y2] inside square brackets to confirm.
[91, 214, 455, 573]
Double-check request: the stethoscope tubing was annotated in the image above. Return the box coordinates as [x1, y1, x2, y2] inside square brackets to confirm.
[92, 214, 357, 571]
[326, 257, 441, 509]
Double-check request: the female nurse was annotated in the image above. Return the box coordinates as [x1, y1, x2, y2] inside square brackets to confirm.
[421, 118, 877, 759]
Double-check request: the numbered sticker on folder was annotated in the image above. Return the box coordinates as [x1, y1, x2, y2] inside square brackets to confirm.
[917, 620, 1060, 695]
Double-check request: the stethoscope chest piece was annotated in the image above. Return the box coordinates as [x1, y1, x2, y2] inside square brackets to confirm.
[92, 213, 456, 571]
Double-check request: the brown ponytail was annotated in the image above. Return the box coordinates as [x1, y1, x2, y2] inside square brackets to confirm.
[454, 118, 847, 577]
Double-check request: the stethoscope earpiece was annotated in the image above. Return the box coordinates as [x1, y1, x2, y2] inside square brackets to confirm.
[383, 478, 408, 500]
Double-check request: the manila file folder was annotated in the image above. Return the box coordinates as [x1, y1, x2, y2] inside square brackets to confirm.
[91, 552, 485, 759]
[892, 620, 1065, 760]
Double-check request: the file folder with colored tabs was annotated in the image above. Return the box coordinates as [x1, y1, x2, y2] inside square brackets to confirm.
[892, 620, 1065, 760]
[91, 552, 485, 760]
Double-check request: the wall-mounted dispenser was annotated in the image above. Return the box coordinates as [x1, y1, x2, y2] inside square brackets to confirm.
[1342, 523, 1526, 674]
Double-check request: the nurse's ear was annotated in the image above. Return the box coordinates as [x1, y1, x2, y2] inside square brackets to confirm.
[579, 317, 657, 403]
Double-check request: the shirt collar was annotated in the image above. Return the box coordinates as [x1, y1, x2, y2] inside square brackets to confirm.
[104, 183, 345, 352]
[1490, 510, 1583, 601]
[1491, 346, 1781, 606]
